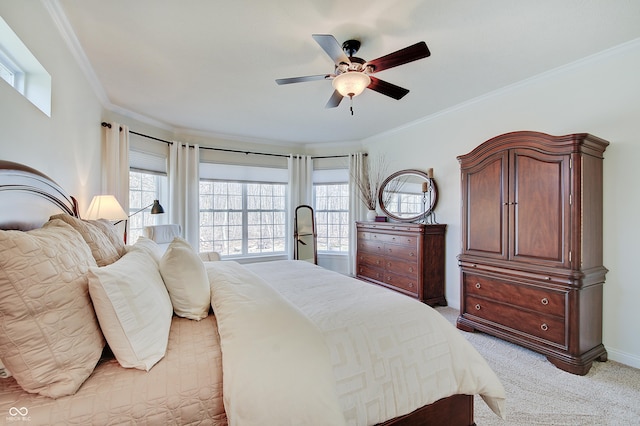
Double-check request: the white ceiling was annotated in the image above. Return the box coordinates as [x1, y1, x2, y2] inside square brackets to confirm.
[53, 0, 640, 145]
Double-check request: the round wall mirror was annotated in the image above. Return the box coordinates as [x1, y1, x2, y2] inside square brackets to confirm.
[378, 169, 438, 222]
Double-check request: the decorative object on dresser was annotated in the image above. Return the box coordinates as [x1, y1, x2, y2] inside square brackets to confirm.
[378, 168, 438, 223]
[356, 221, 447, 306]
[456, 131, 609, 375]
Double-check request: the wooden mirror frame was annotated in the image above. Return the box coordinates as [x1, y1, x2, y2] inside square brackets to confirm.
[378, 169, 438, 222]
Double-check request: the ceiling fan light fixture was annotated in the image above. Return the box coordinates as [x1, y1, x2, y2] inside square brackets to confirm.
[332, 72, 371, 98]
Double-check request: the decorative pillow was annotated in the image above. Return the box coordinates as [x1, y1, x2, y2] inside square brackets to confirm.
[88, 250, 173, 371]
[126, 236, 164, 264]
[50, 214, 120, 266]
[0, 219, 105, 398]
[159, 237, 210, 320]
[93, 219, 126, 257]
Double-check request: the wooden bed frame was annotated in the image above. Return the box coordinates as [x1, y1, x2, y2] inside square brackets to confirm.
[0, 159, 475, 426]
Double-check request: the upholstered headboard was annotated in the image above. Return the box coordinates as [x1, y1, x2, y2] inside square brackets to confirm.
[0, 160, 78, 231]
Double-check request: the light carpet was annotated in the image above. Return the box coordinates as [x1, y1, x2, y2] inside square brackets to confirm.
[435, 307, 640, 426]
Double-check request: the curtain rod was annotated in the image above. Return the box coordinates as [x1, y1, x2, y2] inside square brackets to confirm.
[101, 122, 360, 159]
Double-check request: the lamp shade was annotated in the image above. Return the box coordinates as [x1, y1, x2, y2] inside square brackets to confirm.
[332, 72, 371, 97]
[85, 195, 128, 221]
[150, 200, 164, 214]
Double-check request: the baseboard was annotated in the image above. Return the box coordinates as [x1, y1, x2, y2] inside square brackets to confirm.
[607, 347, 640, 369]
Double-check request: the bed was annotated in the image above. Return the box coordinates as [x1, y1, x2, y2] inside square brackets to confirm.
[0, 160, 505, 425]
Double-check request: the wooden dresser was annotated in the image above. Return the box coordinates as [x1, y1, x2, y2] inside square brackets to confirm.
[456, 131, 609, 375]
[356, 221, 447, 306]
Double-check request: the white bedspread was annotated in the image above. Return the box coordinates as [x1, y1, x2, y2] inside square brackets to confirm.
[209, 260, 505, 425]
[208, 261, 347, 426]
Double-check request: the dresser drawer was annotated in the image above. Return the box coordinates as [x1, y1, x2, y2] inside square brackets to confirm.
[384, 242, 419, 260]
[357, 252, 385, 268]
[384, 257, 419, 277]
[357, 264, 385, 282]
[464, 273, 566, 317]
[358, 238, 384, 255]
[383, 273, 419, 297]
[368, 232, 417, 246]
[465, 295, 566, 346]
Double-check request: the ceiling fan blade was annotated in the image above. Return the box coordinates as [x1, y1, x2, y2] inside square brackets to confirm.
[276, 74, 333, 85]
[368, 76, 410, 100]
[312, 34, 351, 65]
[325, 90, 344, 108]
[366, 41, 430, 73]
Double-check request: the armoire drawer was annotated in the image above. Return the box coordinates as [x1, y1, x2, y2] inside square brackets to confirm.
[463, 273, 566, 317]
[465, 295, 566, 346]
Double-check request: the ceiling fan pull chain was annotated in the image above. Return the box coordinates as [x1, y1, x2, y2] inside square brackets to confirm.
[350, 95, 354, 116]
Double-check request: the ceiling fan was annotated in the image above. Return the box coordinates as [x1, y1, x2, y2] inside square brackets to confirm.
[276, 34, 431, 113]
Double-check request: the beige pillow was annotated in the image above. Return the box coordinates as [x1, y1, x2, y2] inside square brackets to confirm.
[88, 250, 173, 371]
[0, 220, 105, 398]
[159, 237, 211, 320]
[93, 219, 126, 257]
[50, 214, 120, 266]
[127, 235, 164, 264]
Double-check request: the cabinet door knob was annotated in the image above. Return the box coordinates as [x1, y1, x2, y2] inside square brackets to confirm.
[475, 304, 481, 310]
[408, 267, 414, 273]
[408, 282, 414, 288]
[409, 252, 415, 257]
[475, 282, 481, 289]
[541, 323, 549, 331]
[541, 298, 549, 305]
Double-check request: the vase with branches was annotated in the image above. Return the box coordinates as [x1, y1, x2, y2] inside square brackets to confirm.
[352, 155, 388, 219]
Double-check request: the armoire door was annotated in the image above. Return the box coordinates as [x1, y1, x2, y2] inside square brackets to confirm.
[461, 151, 508, 260]
[509, 148, 571, 268]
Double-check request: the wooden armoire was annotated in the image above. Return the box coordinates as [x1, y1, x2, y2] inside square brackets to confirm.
[456, 131, 609, 375]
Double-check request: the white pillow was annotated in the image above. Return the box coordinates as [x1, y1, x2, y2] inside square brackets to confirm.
[88, 250, 173, 371]
[127, 235, 164, 263]
[159, 237, 210, 320]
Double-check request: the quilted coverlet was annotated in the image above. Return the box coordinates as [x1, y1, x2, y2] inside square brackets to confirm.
[212, 260, 505, 425]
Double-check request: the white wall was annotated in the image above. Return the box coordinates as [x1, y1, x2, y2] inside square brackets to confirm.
[0, 3, 103, 212]
[364, 39, 640, 368]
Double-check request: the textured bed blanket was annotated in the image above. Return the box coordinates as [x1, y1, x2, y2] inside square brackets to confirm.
[209, 260, 505, 425]
[208, 261, 347, 426]
[0, 315, 226, 425]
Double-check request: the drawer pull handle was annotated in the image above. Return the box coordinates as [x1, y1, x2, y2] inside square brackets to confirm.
[409, 282, 414, 288]
[409, 267, 414, 273]
[541, 298, 549, 305]
[541, 323, 549, 331]
[475, 304, 481, 311]
[375, 260, 380, 265]
[544, 276, 551, 281]
[409, 252, 415, 257]
[475, 282, 481, 289]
